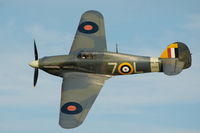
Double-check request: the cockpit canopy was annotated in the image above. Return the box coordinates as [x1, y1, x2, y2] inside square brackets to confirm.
[78, 52, 94, 59]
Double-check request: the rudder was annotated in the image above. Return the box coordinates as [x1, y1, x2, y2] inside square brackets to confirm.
[160, 42, 192, 75]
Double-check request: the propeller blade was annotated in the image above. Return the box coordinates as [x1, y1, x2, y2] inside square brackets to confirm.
[33, 68, 39, 87]
[34, 40, 38, 60]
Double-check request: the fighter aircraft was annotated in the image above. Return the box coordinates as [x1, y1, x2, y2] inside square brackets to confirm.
[29, 10, 192, 129]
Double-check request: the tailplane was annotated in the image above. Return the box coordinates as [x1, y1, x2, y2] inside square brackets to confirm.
[160, 42, 192, 75]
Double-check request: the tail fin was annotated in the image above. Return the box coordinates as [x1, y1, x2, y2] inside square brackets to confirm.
[160, 42, 192, 75]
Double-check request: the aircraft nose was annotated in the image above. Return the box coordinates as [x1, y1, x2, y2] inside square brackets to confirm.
[29, 60, 39, 68]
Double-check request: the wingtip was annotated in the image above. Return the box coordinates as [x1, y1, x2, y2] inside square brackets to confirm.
[83, 10, 103, 18]
[59, 113, 83, 129]
[59, 121, 82, 129]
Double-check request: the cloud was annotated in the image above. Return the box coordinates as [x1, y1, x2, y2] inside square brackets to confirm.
[144, 127, 200, 133]
[184, 14, 200, 31]
[24, 24, 73, 55]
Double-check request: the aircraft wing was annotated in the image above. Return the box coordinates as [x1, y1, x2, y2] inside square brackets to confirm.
[69, 10, 107, 55]
[59, 72, 109, 129]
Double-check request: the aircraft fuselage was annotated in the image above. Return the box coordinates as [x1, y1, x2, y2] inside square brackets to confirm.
[39, 52, 162, 77]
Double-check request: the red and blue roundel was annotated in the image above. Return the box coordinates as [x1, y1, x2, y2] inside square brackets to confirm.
[61, 102, 83, 115]
[78, 21, 99, 34]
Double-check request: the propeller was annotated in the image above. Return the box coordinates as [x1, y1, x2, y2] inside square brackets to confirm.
[34, 67, 39, 87]
[34, 40, 38, 60]
[33, 40, 39, 87]
[29, 40, 39, 87]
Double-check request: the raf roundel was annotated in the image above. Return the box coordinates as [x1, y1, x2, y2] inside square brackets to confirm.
[84, 25, 93, 31]
[78, 21, 99, 34]
[118, 62, 134, 75]
[67, 105, 77, 111]
[61, 102, 83, 115]
[122, 66, 130, 73]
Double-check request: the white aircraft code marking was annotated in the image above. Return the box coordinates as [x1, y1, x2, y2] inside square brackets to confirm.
[108, 62, 117, 74]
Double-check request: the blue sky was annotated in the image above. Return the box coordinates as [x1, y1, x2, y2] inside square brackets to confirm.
[0, 0, 200, 133]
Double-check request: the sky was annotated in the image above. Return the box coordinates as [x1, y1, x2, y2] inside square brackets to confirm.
[0, 0, 200, 133]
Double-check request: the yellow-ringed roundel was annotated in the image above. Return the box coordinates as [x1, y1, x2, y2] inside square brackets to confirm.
[61, 102, 83, 115]
[78, 21, 99, 34]
[118, 62, 134, 75]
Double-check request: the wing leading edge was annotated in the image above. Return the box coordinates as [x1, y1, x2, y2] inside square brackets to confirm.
[69, 10, 107, 55]
[59, 72, 110, 129]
